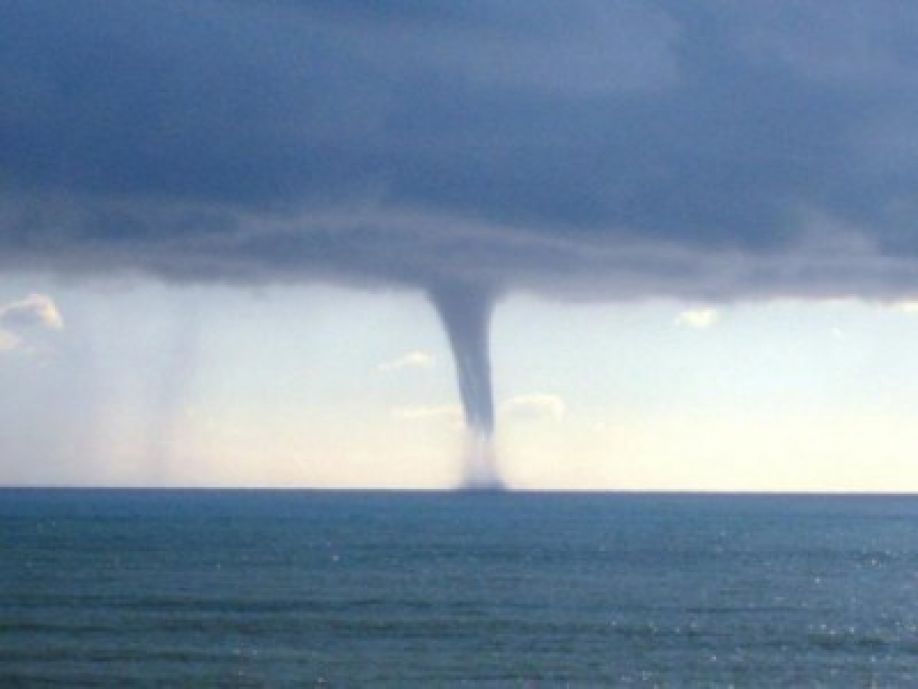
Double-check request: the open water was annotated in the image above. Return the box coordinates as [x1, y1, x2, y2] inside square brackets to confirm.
[2, 490, 918, 686]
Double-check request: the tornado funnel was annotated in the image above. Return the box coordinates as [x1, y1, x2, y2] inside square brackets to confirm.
[429, 282, 502, 488]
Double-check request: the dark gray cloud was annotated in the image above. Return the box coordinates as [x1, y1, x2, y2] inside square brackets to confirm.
[3, 1, 918, 299]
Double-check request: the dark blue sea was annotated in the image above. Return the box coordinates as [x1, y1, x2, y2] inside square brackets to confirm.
[3, 490, 918, 686]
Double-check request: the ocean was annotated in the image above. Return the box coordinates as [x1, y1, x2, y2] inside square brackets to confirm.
[2, 490, 917, 686]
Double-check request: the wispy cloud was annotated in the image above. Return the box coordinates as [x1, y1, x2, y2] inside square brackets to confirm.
[675, 307, 719, 329]
[390, 404, 462, 422]
[0, 294, 64, 331]
[377, 350, 435, 372]
[0, 330, 21, 352]
[500, 394, 566, 422]
[392, 394, 568, 425]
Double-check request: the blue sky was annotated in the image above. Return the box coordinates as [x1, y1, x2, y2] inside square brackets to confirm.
[5, 2, 918, 488]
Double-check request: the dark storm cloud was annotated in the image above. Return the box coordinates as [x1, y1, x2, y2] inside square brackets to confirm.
[3, 0, 918, 299]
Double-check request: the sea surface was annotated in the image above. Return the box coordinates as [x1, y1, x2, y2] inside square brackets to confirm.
[2, 490, 918, 687]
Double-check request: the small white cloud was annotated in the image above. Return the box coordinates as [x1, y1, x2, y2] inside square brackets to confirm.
[377, 350, 435, 372]
[893, 300, 918, 315]
[390, 404, 462, 421]
[0, 293, 64, 331]
[675, 307, 719, 329]
[500, 393, 566, 422]
[0, 294, 63, 354]
[0, 330, 21, 352]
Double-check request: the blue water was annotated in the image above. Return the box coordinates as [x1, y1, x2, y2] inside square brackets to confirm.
[2, 490, 918, 686]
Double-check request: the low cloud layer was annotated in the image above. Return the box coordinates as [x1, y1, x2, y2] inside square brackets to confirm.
[4, 2, 918, 301]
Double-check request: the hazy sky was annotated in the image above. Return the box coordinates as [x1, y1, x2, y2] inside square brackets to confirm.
[4, 2, 918, 489]
[5, 278, 918, 490]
